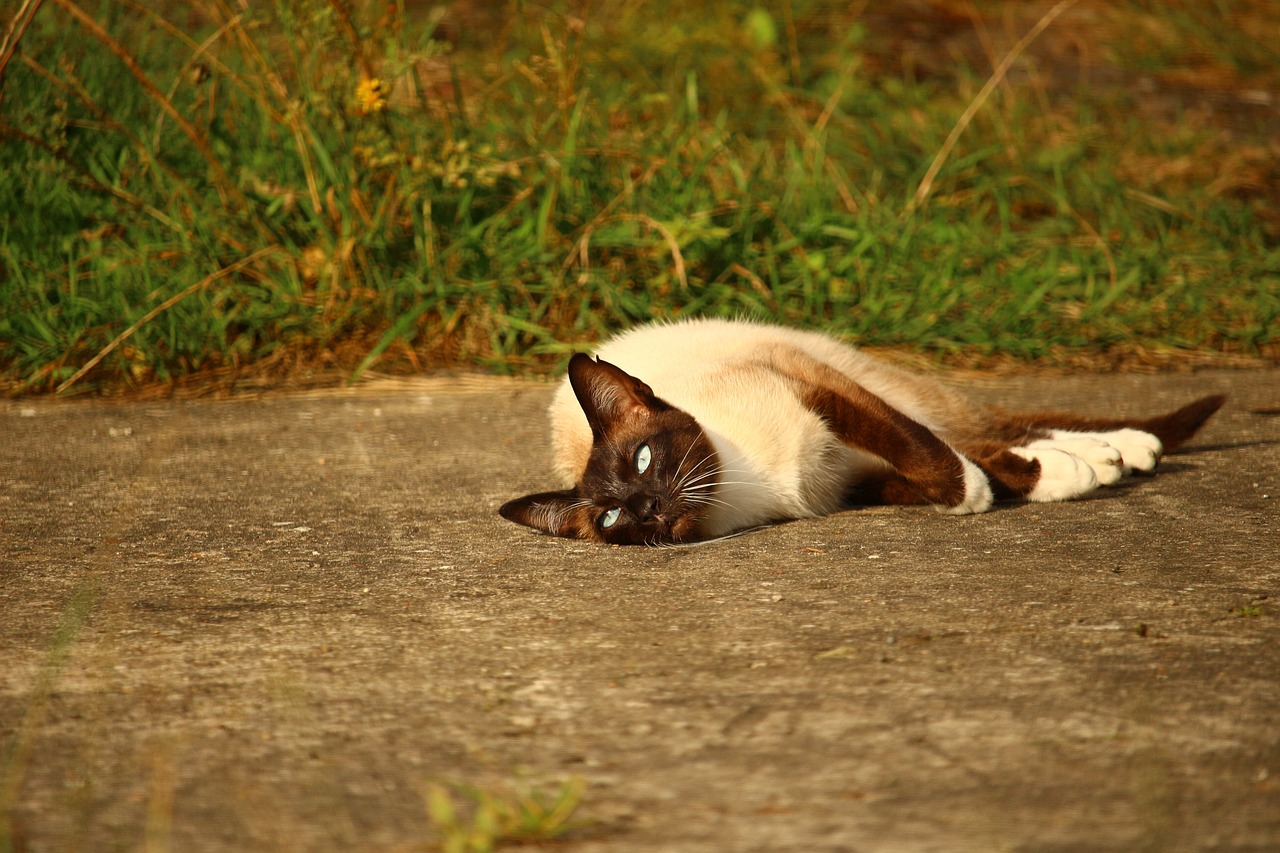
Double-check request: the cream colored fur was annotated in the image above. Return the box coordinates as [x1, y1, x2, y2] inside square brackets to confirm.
[549, 318, 985, 537]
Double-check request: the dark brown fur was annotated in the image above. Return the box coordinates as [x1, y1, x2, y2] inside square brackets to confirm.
[499, 355, 718, 544]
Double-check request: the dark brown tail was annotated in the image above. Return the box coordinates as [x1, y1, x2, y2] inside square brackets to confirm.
[1133, 394, 1228, 451]
[990, 394, 1227, 452]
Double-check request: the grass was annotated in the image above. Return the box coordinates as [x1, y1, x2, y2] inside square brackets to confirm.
[0, 0, 1277, 396]
[424, 777, 587, 852]
[1, 587, 94, 853]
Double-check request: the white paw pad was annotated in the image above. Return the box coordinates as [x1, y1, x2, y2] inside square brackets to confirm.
[1050, 429, 1162, 474]
[1011, 447, 1099, 502]
[1028, 436, 1123, 485]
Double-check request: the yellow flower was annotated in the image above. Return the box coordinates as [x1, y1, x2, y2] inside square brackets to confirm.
[356, 76, 386, 114]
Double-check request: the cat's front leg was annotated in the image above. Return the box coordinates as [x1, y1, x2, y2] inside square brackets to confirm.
[1009, 446, 1101, 502]
[959, 441, 1103, 504]
[937, 454, 995, 514]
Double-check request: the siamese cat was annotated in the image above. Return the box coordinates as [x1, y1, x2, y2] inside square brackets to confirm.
[500, 318, 1225, 545]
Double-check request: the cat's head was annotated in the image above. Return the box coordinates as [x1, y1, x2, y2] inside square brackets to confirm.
[500, 354, 719, 545]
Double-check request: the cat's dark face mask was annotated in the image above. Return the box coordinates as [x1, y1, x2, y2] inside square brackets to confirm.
[499, 355, 720, 545]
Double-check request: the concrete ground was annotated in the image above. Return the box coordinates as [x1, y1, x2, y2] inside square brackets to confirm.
[2, 366, 1278, 852]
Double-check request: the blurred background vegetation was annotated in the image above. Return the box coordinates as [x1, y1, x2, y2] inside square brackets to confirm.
[1, 0, 1277, 396]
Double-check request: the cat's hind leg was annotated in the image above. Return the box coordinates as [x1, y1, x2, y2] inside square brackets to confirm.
[767, 348, 995, 514]
[844, 440, 1100, 508]
[799, 384, 995, 514]
[1023, 435, 1127, 483]
[987, 394, 1225, 472]
[1027, 430, 1158, 476]
[956, 392, 1227, 504]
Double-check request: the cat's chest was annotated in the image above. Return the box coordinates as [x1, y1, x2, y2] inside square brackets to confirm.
[693, 400, 888, 536]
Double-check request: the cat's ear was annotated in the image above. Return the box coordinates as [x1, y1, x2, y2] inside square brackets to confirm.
[568, 353, 671, 440]
[499, 490, 585, 538]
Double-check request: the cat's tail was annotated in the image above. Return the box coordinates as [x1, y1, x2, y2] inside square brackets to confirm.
[1133, 394, 1228, 451]
[990, 394, 1227, 452]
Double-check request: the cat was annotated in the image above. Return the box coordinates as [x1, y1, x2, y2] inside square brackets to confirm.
[500, 318, 1226, 545]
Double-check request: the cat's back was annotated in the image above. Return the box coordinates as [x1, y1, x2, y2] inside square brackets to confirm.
[596, 317, 976, 439]
[590, 317, 852, 382]
[548, 319, 867, 489]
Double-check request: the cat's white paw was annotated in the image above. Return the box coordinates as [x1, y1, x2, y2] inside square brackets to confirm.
[1028, 436, 1123, 485]
[1011, 447, 1099, 502]
[1101, 429, 1162, 473]
[1050, 429, 1162, 473]
[939, 455, 994, 515]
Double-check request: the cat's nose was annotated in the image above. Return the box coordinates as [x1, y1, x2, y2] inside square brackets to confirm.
[630, 493, 661, 521]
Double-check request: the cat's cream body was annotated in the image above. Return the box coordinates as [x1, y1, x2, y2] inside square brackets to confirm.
[550, 319, 971, 537]
[502, 318, 1225, 545]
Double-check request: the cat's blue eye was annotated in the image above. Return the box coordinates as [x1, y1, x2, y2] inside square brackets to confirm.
[634, 443, 652, 474]
[600, 507, 621, 529]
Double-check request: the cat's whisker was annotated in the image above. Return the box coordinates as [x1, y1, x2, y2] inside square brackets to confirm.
[653, 525, 768, 548]
[680, 478, 759, 502]
[678, 461, 754, 494]
[687, 461, 754, 483]
[693, 479, 759, 490]
[678, 467, 722, 489]
[677, 480, 718, 500]
[685, 495, 734, 510]
[674, 451, 720, 486]
[673, 434, 701, 480]
[678, 487, 732, 506]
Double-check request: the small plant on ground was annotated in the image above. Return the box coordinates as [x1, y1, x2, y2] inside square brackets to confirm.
[424, 777, 587, 853]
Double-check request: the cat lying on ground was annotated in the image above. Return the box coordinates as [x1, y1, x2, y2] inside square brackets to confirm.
[500, 318, 1225, 545]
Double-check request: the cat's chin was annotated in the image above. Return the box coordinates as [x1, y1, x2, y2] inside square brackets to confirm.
[666, 513, 706, 545]
[602, 514, 704, 546]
